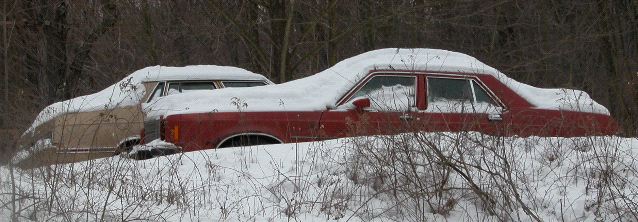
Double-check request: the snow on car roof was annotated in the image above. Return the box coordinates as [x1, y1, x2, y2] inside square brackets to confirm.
[139, 65, 270, 82]
[146, 48, 609, 119]
[26, 65, 269, 133]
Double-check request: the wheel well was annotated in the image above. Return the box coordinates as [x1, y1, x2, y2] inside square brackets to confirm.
[217, 133, 282, 148]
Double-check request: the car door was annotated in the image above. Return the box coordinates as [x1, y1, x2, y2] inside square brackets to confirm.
[417, 75, 503, 135]
[54, 82, 158, 152]
[320, 74, 419, 138]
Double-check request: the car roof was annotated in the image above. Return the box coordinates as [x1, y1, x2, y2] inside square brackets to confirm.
[137, 65, 271, 83]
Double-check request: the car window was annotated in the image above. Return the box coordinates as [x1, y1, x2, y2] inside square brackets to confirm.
[427, 77, 499, 113]
[350, 76, 416, 111]
[472, 81, 497, 105]
[147, 82, 165, 103]
[166, 82, 216, 95]
[167, 82, 180, 95]
[180, 82, 216, 92]
[222, 81, 267, 88]
[428, 78, 473, 103]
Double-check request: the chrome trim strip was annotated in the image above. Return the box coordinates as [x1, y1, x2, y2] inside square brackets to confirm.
[215, 133, 283, 149]
[56, 147, 116, 154]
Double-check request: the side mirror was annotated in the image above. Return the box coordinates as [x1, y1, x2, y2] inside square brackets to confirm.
[352, 98, 371, 112]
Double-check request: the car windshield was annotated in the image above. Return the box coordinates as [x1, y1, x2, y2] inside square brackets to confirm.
[147, 82, 165, 103]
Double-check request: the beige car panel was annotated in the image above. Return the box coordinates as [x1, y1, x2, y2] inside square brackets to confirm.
[52, 82, 158, 151]
[15, 147, 114, 169]
[53, 105, 144, 151]
[18, 79, 268, 168]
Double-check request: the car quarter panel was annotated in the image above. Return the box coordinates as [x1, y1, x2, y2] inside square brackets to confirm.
[502, 108, 619, 137]
[53, 105, 144, 152]
[165, 112, 323, 151]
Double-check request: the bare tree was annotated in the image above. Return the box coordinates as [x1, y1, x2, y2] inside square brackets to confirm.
[0, 0, 635, 151]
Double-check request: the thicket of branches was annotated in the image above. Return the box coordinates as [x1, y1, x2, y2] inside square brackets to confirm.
[0, 0, 636, 160]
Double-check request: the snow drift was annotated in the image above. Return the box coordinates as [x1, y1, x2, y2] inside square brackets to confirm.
[1, 133, 636, 221]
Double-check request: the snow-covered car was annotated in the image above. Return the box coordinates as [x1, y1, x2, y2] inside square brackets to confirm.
[15, 65, 272, 167]
[143, 48, 619, 152]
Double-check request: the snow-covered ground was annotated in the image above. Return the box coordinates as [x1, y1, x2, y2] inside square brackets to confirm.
[1, 133, 637, 221]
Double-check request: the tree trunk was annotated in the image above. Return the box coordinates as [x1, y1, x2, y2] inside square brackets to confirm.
[326, 0, 337, 66]
[358, 1, 375, 51]
[42, 0, 68, 103]
[67, 0, 117, 99]
[2, 0, 9, 127]
[247, 0, 263, 73]
[269, 0, 294, 83]
[141, 1, 158, 64]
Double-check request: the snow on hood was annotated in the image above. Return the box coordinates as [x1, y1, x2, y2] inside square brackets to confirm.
[26, 65, 269, 133]
[146, 48, 610, 119]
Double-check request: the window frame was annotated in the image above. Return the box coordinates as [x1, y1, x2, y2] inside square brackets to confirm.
[165, 80, 218, 94]
[338, 72, 419, 110]
[336, 71, 506, 111]
[425, 75, 504, 110]
[220, 80, 268, 88]
[145, 82, 166, 103]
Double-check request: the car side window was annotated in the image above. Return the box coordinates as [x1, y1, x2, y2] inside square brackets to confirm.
[147, 82, 165, 103]
[167, 82, 180, 95]
[428, 78, 473, 103]
[472, 81, 497, 105]
[180, 82, 216, 92]
[427, 77, 499, 113]
[349, 75, 416, 111]
[167, 82, 216, 95]
[221, 81, 267, 88]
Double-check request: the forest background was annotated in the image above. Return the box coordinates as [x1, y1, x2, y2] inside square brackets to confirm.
[0, 0, 636, 163]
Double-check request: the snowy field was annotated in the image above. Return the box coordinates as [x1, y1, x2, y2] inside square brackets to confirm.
[2, 133, 638, 221]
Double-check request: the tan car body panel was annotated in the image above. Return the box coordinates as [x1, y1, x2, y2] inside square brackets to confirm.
[53, 104, 145, 151]
[16, 82, 156, 168]
[15, 146, 115, 169]
[17, 80, 269, 168]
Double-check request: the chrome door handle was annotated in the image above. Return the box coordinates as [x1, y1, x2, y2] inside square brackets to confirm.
[488, 114, 503, 121]
[399, 114, 414, 121]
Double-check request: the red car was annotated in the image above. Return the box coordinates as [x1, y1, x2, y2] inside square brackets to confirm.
[142, 49, 618, 152]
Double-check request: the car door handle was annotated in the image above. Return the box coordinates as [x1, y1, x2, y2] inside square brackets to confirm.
[399, 114, 414, 121]
[488, 114, 503, 121]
